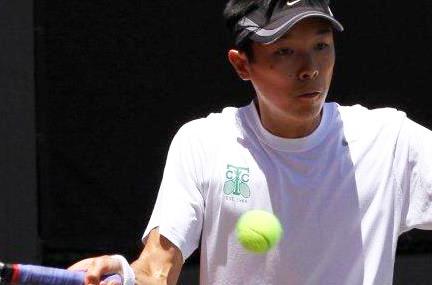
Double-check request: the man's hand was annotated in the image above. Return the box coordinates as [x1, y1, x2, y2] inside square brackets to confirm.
[67, 228, 183, 285]
[68, 255, 123, 285]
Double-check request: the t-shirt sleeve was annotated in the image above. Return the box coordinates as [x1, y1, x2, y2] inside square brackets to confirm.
[142, 123, 205, 262]
[397, 117, 432, 234]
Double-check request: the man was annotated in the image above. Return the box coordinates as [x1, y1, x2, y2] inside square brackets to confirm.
[69, 0, 432, 284]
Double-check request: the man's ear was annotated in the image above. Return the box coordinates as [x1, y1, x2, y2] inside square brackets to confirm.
[227, 49, 251, 81]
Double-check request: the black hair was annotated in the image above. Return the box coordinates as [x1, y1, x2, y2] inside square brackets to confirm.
[222, 0, 331, 59]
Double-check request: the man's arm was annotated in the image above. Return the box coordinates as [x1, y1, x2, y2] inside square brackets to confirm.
[68, 228, 183, 285]
[132, 228, 183, 285]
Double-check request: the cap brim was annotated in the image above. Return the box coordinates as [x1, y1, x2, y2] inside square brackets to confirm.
[248, 11, 344, 45]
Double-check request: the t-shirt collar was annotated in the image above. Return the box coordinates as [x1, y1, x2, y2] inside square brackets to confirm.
[244, 100, 335, 152]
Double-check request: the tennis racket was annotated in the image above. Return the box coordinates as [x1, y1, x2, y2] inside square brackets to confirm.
[0, 262, 122, 285]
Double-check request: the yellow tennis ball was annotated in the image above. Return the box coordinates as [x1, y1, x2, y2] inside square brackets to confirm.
[236, 210, 283, 254]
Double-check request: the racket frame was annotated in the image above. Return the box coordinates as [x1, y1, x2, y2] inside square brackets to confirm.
[0, 263, 15, 284]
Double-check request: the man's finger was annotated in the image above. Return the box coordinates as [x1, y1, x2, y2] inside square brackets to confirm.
[67, 258, 95, 271]
[84, 256, 122, 285]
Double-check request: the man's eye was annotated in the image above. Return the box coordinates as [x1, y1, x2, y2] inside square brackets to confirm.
[275, 48, 294, 56]
[315, 43, 329, 50]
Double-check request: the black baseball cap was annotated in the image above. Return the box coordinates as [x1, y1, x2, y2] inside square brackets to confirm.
[234, 0, 344, 45]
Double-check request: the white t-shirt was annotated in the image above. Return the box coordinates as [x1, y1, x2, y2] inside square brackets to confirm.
[143, 101, 432, 285]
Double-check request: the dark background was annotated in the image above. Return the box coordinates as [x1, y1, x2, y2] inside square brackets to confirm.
[1, 0, 432, 283]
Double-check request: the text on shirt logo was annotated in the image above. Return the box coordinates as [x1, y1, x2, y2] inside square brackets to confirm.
[223, 164, 251, 202]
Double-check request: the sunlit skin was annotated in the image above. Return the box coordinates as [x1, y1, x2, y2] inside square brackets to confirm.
[228, 18, 336, 138]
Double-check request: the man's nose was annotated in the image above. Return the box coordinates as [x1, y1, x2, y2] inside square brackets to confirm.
[299, 69, 319, 80]
[298, 55, 319, 80]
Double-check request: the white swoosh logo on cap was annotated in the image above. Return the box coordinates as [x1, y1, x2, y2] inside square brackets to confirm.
[287, 0, 301, 6]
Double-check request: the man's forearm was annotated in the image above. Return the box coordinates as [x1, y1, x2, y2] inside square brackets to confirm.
[131, 229, 183, 285]
[131, 258, 181, 285]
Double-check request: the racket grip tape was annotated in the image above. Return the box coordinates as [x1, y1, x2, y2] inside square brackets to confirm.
[0, 263, 122, 285]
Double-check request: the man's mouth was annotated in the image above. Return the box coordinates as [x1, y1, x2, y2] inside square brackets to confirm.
[298, 91, 322, 98]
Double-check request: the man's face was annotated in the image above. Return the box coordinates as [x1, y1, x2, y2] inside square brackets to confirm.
[239, 18, 336, 126]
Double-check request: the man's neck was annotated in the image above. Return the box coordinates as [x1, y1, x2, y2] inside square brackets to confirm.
[254, 100, 323, 139]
